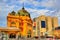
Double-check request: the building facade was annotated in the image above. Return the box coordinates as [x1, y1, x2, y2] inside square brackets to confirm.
[0, 7, 59, 39]
[33, 15, 58, 37]
[0, 7, 33, 39]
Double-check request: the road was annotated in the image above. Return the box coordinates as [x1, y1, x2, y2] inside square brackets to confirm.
[9, 38, 60, 40]
[1, 37, 60, 40]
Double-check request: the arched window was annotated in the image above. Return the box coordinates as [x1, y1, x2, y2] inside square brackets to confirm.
[41, 21, 45, 28]
[11, 22, 15, 24]
[11, 22, 16, 27]
[28, 30, 31, 34]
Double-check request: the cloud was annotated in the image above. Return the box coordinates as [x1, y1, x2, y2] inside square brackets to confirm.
[25, 8, 53, 18]
[0, 0, 60, 26]
[31, 0, 60, 9]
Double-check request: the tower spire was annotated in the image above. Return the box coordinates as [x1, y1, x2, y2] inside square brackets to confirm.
[22, 2, 24, 9]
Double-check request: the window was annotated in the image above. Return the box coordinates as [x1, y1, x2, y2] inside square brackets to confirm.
[11, 22, 16, 27]
[41, 21, 45, 28]
[11, 22, 15, 24]
[33, 26, 36, 30]
[28, 30, 31, 34]
[55, 27, 60, 30]
[10, 26, 16, 27]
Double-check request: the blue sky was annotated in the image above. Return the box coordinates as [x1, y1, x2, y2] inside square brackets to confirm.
[0, 0, 60, 27]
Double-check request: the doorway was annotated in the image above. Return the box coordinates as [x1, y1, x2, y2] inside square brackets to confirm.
[27, 30, 31, 38]
[27, 34, 31, 38]
[9, 33, 16, 38]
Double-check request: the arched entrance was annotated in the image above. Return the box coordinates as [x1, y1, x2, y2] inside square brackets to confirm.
[27, 30, 31, 38]
[9, 33, 16, 38]
[1, 32, 8, 40]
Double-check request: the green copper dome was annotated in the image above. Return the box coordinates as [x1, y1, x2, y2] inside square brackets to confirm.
[18, 7, 30, 17]
[10, 11, 16, 15]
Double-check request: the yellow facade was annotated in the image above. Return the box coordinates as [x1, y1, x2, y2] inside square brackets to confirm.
[0, 7, 59, 38]
[54, 29, 60, 38]
[46, 16, 53, 36]
[7, 8, 33, 37]
[39, 15, 46, 36]
[0, 7, 33, 38]
[52, 17, 58, 28]
[33, 15, 58, 37]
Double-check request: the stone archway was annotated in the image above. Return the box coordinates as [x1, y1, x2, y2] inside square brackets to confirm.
[9, 33, 16, 38]
[1, 32, 8, 40]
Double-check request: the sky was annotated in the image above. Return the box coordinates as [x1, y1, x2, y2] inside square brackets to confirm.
[0, 0, 60, 27]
